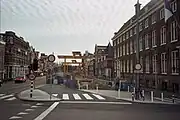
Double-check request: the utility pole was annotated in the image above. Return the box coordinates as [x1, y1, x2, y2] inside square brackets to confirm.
[135, 0, 141, 97]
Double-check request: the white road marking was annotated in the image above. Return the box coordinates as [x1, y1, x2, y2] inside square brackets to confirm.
[36, 84, 45, 88]
[34, 102, 60, 120]
[36, 103, 44, 106]
[73, 94, 82, 100]
[52, 94, 58, 97]
[0, 94, 5, 96]
[0, 94, 14, 100]
[92, 94, 105, 100]
[25, 109, 34, 111]
[60, 101, 132, 104]
[31, 105, 38, 108]
[9, 116, 22, 119]
[82, 94, 93, 100]
[5, 97, 16, 101]
[17, 112, 29, 115]
[62, 94, 69, 100]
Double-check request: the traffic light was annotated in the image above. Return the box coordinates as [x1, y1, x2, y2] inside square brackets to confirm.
[32, 58, 38, 71]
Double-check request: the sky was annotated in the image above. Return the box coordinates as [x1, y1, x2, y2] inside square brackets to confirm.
[0, 0, 150, 57]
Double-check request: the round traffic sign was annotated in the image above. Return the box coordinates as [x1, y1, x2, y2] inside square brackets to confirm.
[135, 64, 142, 70]
[48, 54, 56, 62]
[28, 73, 36, 80]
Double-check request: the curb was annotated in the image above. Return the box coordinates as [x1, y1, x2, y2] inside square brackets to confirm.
[15, 93, 62, 102]
[79, 89, 177, 105]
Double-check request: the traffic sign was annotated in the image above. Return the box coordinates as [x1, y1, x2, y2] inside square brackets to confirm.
[135, 64, 142, 70]
[28, 73, 36, 80]
[48, 54, 55, 62]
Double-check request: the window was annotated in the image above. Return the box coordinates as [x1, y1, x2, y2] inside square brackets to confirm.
[130, 29, 133, 37]
[145, 18, 149, 28]
[160, 26, 166, 45]
[171, 0, 177, 12]
[117, 47, 119, 58]
[171, 21, 178, 42]
[171, 50, 179, 74]
[145, 34, 149, 49]
[126, 42, 129, 55]
[153, 54, 157, 73]
[123, 34, 126, 41]
[123, 44, 126, 56]
[145, 56, 150, 73]
[134, 26, 137, 35]
[139, 36, 143, 51]
[120, 36, 122, 43]
[120, 46, 122, 57]
[123, 60, 126, 72]
[117, 38, 119, 44]
[130, 41, 133, 54]
[161, 53, 167, 74]
[126, 32, 129, 39]
[152, 13, 156, 24]
[160, 8, 165, 20]
[152, 30, 157, 47]
[127, 60, 129, 73]
[114, 49, 116, 58]
[140, 57, 143, 73]
[134, 40, 136, 53]
[130, 60, 133, 73]
[139, 22, 143, 31]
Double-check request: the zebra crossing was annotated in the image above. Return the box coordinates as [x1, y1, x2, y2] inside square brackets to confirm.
[52, 93, 107, 101]
[0, 93, 16, 101]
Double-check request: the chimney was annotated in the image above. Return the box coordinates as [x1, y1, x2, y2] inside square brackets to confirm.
[134, 0, 141, 16]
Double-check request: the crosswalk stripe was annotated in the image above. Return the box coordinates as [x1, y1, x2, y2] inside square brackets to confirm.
[5, 97, 16, 101]
[92, 94, 105, 100]
[82, 94, 93, 100]
[0, 94, 5, 97]
[73, 94, 82, 100]
[0, 94, 14, 100]
[62, 94, 69, 100]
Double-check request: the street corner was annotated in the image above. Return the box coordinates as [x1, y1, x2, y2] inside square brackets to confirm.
[16, 89, 62, 102]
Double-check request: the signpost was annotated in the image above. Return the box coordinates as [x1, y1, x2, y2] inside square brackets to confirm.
[47, 54, 56, 100]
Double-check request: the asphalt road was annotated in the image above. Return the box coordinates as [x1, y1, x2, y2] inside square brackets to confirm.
[0, 76, 52, 120]
[43, 103, 180, 120]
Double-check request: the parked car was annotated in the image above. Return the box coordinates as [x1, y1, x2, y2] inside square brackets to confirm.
[14, 76, 27, 83]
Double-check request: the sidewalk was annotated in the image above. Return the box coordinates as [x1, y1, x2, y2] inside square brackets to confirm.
[81, 89, 176, 104]
[17, 89, 61, 102]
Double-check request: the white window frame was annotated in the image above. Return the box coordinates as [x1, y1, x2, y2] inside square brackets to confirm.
[145, 34, 149, 50]
[145, 18, 149, 28]
[153, 54, 157, 73]
[127, 60, 129, 73]
[161, 53, 167, 74]
[123, 34, 125, 41]
[152, 30, 157, 47]
[130, 29, 133, 37]
[171, 0, 177, 13]
[171, 50, 179, 75]
[160, 26, 166, 45]
[139, 36, 143, 51]
[117, 47, 119, 58]
[145, 56, 150, 73]
[126, 42, 129, 55]
[160, 8, 165, 20]
[130, 60, 133, 73]
[134, 26, 137, 35]
[171, 21, 178, 42]
[123, 44, 126, 56]
[130, 41, 133, 54]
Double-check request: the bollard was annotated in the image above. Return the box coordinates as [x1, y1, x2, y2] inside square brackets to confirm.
[142, 90, 145, 101]
[118, 89, 121, 99]
[132, 92, 135, 101]
[151, 91, 154, 102]
[172, 95, 175, 103]
[86, 84, 88, 90]
[133, 87, 136, 93]
[96, 84, 98, 91]
[128, 86, 130, 92]
[30, 80, 34, 98]
[161, 92, 164, 101]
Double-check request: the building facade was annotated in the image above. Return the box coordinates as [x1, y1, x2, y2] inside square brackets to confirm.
[0, 35, 6, 81]
[112, 0, 180, 93]
[1, 31, 31, 80]
[94, 43, 114, 79]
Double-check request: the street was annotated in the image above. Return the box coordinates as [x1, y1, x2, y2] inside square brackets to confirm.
[0, 76, 180, 120]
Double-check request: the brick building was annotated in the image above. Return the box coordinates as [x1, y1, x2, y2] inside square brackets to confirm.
[0, 35, 6, 81]
[0, 31, 31, 80]
[112, 0, 180, 93]
[94, 42, 114, 79]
